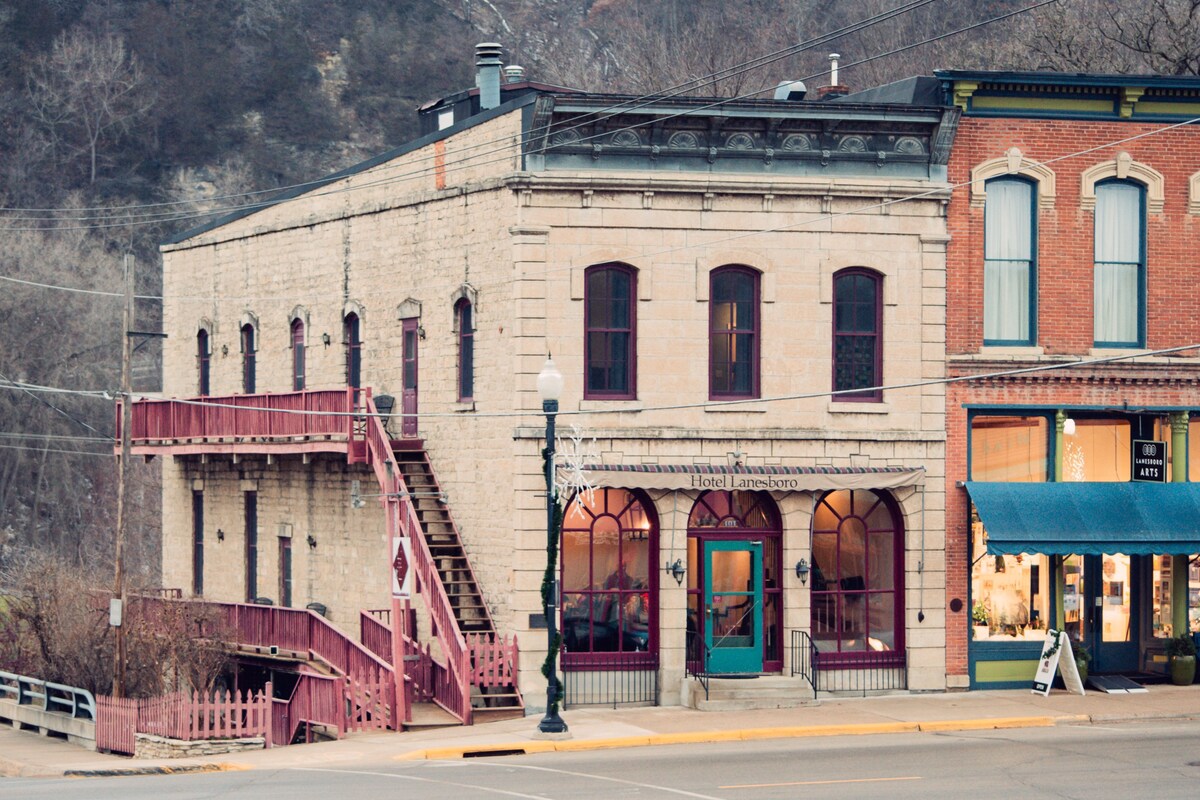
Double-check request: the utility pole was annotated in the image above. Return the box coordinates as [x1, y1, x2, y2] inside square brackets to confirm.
[112, 253, 133, 698]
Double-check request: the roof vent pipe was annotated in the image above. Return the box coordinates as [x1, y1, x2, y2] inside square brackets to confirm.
[829, 53, 840, 86]
[504, 64, 525, 83]
[476, 42, 503, 110]
[774, 80, 807, 101]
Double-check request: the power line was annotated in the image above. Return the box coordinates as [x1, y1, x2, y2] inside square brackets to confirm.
[0, 432, 114, 442]
[0, 442, 113, 458]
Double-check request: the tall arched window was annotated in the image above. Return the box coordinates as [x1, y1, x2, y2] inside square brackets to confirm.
[561, 488, 657, 663]
[832, 269, 882, 402]
[709, 266, 759, 399]
[584, 263, 636, 399]
[240, 323, 256, 393]
[344, 313, 361, 389]
[984, 176, 1036, 345]
[456, 299, 474, 402]
[291, 318, 305, 391]
[1094, 179, 1145, 347]
[811, 489, 904, 665]
[197, 329, 210, 396]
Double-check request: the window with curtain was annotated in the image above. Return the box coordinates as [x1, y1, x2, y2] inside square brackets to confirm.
[456, 299, 474, 401]
[709, 267, 759, 399]
[241, 323, 256, 393]
[291, 318, 305, 391]
[584, 264, 636, 398]
[984, 177, 1035, 344]
[1094, 180, 1144, 347]
[197, 329, 210, 396]
[832, 269, 882, 401]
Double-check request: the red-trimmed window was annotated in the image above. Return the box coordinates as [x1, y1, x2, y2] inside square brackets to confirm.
[344, 313, 361, 389]
[561, 488, 657, 663]
[584, 264, 636, 399]
[291, 318, 305, 391]
[709, 266, 759, 399]
[241, 323, 256, 394]
[197, 329, 210, 396]
[811, 489, 905, 665]
[832, 269, 882, 402]
[456, 299, 474, 401]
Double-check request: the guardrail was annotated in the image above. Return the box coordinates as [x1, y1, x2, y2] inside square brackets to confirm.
[0, 669, 97, 720]
[119, 389, 356, 444]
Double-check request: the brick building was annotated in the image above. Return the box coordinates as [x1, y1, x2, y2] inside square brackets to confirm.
[933, 72, 1200, 688]
[131, 46, 960, 719]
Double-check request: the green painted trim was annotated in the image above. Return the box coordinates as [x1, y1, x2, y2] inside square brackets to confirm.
[971, 96, 1112, 113]
[976, 659, 1039, 683]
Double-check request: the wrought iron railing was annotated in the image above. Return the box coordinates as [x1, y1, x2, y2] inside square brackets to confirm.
[685, 630, 711, 702]
[792, 636, 907, 695]
[562, 652, 658, 708]
[789, 630, 817, 693]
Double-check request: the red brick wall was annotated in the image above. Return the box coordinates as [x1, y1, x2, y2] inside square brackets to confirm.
[943, 117, 1200, 678]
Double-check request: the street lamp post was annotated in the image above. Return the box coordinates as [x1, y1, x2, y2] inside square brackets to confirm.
[536, 355, 568, 735]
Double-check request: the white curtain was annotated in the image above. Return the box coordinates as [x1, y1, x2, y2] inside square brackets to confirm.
[1093, 182, 1141, 344]
[984, 179, 1033, 342]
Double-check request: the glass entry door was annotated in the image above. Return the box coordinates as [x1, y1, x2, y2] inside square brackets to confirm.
[703, 540, 763, 673]
[1082, 554, 1139, 673]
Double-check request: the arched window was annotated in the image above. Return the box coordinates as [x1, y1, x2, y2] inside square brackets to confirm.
[240, 323, 256, 394]
[709, 266, 759, 399]
[344, 313, 361, 389]
[811, 489, 905, 665]
[197, 329, 210, 396]
[984, 176, 1036, 345]
[561, 488, 657, 662]
[291, 318, 305, 391]
[1094, 179, 1145, 347]
[686, 491, 783, 671]
[832, 269, 882, 402]
[584, 263, 636, 399]
[455, 299, 474, 401]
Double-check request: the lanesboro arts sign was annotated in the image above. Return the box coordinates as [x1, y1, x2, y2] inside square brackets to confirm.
[1132, 440, 1167, 483]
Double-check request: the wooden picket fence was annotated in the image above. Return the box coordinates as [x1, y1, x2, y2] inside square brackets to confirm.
[95, 695, 137, 755]
[96, 685, 272, 756]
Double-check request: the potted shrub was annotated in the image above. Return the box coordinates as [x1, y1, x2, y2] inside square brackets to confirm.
[1072, 639, 1092, 684]
[972, 601, 990, 640]
[1165, 634, 1197, 686]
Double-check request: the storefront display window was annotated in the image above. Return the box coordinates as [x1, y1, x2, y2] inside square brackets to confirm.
[1152, 555, 1200, 637]
[1190, 419, 1200, 483]
[969, 509, 1050, 642]
[1062, 418, 1130, 482]
[970, 416, 1048, 482]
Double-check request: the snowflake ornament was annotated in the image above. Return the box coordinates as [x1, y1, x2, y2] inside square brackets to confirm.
[553, 424, 599, 508]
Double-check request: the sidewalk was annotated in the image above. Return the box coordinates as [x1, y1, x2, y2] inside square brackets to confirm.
[3, 685, 1199, 778]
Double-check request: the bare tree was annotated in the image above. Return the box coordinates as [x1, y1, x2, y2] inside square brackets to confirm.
[25, 28, 155, 184]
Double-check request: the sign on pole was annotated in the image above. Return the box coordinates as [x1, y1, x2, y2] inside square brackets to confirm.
[1132, 439, 1167, 482]
[391, 535, 412, 598]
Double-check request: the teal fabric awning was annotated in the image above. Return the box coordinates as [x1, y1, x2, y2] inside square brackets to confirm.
[965, 481, 1200, 556]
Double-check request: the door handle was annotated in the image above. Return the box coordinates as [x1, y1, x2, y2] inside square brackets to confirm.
[706, 607, 712, 615]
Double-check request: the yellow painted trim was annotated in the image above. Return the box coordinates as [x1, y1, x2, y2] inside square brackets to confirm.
[971, 96, 1112, 113]
[1135, 101, 1200, 115]
[975, 658, 1039, 683]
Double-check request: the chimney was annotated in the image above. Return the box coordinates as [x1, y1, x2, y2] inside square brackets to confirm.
[817, 53, 849, 100]
[504, 64, 526, 83]
[476, 43, 503, 110]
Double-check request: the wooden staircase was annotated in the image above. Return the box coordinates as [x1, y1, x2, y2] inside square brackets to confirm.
[392, 447, 523, 721]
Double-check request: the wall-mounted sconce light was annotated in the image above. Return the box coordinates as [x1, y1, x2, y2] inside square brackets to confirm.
[216, 528, 225, 542]
[665, 559, 686, 586]
[221, 344, 229, 357]
[321, 332, 331, 347]
[306, 534, 317, 550]
[416, 325, 426, 340]
[795, 557, 810, 585]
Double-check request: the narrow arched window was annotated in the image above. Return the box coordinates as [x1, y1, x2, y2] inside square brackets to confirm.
[709, 266, 759, 399]
[456, 299, 474, 401]
[984, 176, 1036, 345]
[344, 313, 361, 389]
[197, 329, 210, 396]
[240, 323, 256, 394]
[832, 269, 882, 402]
[291, 318, 306, 391]
[584, 264, 636, 399]
[1094, 179, 1145, 347]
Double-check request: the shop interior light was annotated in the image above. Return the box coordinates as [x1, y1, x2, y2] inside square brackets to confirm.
[1063, 417, 1076, 436]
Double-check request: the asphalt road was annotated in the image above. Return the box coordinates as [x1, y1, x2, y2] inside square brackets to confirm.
[3, 720, 1199, 799]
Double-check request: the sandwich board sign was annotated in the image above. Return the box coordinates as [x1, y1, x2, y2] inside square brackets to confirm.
[1032, 629, 1086, 696]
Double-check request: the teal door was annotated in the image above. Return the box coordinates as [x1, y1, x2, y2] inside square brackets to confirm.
[704, 540, 763, 674]
[1084, 554, 1139, 673]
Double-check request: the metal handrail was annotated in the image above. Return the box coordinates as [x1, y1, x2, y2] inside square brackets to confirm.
[684, 630, 711, 702]
[0, 670, 97, 721]
[789, 630, 818, 693]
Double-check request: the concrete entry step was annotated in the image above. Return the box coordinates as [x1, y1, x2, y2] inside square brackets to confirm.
[682, 675, 817, 711]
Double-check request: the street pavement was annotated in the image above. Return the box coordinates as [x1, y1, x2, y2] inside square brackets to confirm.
[2, 684, 1199, 779]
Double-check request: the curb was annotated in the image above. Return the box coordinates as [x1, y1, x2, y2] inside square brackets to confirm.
[63, 763, 245, 779]
[396, 716, 1067, 761]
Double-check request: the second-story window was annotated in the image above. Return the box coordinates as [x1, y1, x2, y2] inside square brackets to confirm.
[197, 329, 210, 396]
[585, 264, 636, 399]
[1094, 179, 1145, 347]
[241, 323, 256, 393]
[456, 299, 474, 401]
[344, 312, 361, 389]
[291, 318, 305, 391]
[984, 177, 1036, 345]
[709, 266, 759, 399]
[833, 269, 882, 402]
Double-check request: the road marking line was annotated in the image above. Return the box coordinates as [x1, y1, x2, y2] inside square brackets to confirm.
[289, 767, 549, 799]
[461, 760, 730, 800]
[721, 776, 922, 789]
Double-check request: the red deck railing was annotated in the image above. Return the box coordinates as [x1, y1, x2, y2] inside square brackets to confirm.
[119, 389, 356, 445]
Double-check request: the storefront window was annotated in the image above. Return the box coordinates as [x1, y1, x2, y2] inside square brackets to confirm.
[1152, 554, 1200, 637]
[970, 511, 1051, 642]
[970, 416, 1048, 482]
[1062, 419, 1130, 481]
[1190, 419, 1200, 483]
